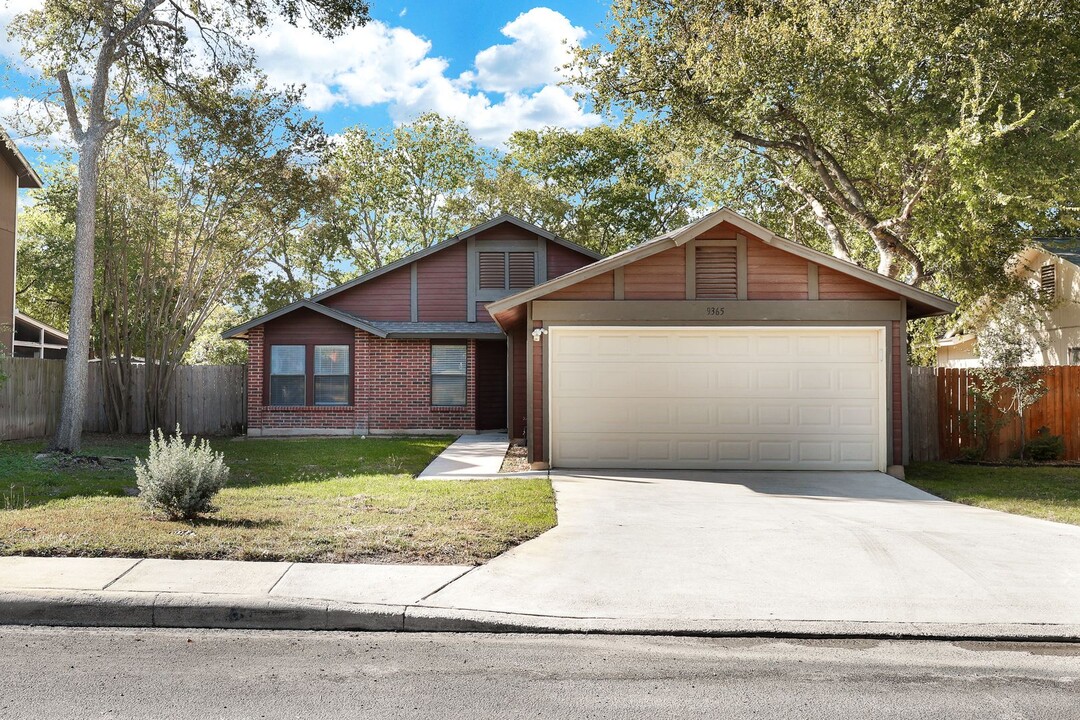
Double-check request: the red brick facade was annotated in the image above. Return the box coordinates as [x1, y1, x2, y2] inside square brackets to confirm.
[247, 327, 478, 435]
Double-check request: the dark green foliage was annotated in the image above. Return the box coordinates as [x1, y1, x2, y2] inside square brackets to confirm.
[1020, 428, 1066, 463]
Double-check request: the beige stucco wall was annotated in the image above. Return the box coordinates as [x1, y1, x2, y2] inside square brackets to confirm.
[0, 161, 15, 353]
[936, 337, 980, 368]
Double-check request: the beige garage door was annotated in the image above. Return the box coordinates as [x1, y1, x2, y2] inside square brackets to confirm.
[549, 326, 887, 471]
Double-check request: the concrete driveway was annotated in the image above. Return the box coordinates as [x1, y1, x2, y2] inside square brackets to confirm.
[424, 471, 1080, 624]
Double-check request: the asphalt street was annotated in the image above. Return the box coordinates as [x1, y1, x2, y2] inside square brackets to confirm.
[1, 626, 1078, 719]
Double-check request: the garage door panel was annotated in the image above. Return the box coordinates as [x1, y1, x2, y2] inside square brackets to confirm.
[554, 364, 878, 399]
[552, 432, 882, 470]
[555, 397, 878, 436]
[550, 327, 886, 471]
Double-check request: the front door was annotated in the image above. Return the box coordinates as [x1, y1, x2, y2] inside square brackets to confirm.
[474, 339, 508, 431]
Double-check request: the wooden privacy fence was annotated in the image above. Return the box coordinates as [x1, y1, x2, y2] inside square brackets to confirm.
[908, 366, 1080, 462]
[0, 359, 246, 441]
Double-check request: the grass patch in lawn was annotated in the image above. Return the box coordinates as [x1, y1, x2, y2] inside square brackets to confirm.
[905, 462, 1080, 526]
[0, 435, 556, 564]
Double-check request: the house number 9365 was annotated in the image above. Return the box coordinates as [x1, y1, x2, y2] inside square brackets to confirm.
[706, 306, 725, 316]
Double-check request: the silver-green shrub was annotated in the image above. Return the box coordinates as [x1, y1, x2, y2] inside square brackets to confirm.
[135, 426, 229, 520]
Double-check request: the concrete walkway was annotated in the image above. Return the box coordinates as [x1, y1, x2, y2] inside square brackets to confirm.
[418, 433, 511, 478]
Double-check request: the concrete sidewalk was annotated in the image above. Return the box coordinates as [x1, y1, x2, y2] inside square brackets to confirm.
[0, 556, 473, 631]
[2, 555, 1078, 639]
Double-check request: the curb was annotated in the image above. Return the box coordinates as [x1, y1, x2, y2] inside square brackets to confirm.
[3, 590, 1080, 642]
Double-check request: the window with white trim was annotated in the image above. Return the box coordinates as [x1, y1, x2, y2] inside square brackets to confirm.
[314, 345, 349, 406]
[270, 345, 305, 406]
[1069, 347, 1080, 366]
[431, 344, 467, 407]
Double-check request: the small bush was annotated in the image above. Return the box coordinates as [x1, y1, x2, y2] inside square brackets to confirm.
[1020, 427, 1065, 462]
[135, 426, 229, 520]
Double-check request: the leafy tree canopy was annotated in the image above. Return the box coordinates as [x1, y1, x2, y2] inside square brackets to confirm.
[577, 0, 1080, 302]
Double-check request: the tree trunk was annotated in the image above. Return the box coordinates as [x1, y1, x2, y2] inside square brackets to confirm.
[49, 136, 104, 453]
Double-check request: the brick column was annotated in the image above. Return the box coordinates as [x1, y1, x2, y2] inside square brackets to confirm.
[466, 338, 477, 431]
[246, 327, 264, 434]
[353, 328, 369, 434]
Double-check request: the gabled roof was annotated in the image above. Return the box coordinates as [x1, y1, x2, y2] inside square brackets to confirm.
[222, 301, 388, 340]
[486, 208, 958, 322]
[224, 215, 601, 340]
[0, 127, 43, 189]
[222, 302, 507, 341]
[309, 214, 601, 304]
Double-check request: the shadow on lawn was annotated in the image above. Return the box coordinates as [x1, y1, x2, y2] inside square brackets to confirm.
[2, 435, 451, 506]
[181, 516, 283, 530]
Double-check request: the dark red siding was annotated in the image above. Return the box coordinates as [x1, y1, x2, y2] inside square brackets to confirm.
[324, 267, 411, 320]
[547, 271, 615, 300]
[547, 242, 595, 279]
[417, 241, 467, 321]
[509, 323, 527, 440]
[624, 247, 685, 299]
[818, 266, 896, 300]
[747, 242, 809, 300]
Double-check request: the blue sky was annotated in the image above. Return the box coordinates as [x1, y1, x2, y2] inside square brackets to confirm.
[1, 0, 615, 169]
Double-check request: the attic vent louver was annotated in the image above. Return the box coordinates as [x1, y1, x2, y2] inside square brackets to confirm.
[696, 245, 738, 299]
[1040, 264, 1056, 299]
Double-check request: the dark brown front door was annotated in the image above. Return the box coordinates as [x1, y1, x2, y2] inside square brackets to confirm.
[474, 339, 508, 431]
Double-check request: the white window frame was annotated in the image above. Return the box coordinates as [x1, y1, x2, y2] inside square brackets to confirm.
[269, 345, 306, 406]
[431, 343, 467, 407]
[314, 345, 350, 406]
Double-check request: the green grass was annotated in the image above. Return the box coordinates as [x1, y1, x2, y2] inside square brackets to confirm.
[905, 462, 1080, 526]
[0, 435, 556, 564]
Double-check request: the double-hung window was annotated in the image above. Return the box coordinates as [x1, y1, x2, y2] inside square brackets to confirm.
[270, 345, 306, 406]
[431, 344, 467, 407]
[314, 345, 349, 406]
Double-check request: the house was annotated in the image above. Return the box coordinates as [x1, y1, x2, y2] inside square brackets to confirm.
[1, 128, 68, 359]
[937, 239, 1080, 368]
[226, 209, 956, 472]
[223, 215, 601, 438]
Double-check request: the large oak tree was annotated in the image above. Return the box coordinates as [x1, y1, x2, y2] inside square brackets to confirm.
[578, 0, 1080, 290]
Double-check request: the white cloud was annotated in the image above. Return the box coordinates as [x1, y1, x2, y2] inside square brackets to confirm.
[466, 8, 585, 93]
[0, 0, 44, 63]
[2, 4, 601, 147]
[249, 7, 599, 145]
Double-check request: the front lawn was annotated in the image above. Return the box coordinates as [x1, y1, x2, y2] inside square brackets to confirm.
[905, 462, 1080, 527]
[0, 435, 556, 564]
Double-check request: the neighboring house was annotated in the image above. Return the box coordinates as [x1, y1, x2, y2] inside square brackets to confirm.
[1, 128, 68, 359]
[937, 240, 1080, 368]
[227, 209, 956, 472]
